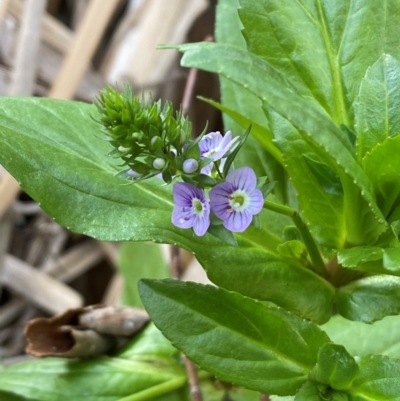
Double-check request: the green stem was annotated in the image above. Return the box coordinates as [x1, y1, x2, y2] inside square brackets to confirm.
[264, 201, 326, 277]
[116, 377, 186, 401]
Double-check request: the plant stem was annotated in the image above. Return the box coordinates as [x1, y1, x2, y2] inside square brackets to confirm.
[264, 200, 326, 277]
[116, 377, 186, 401]
[183, 354, 203, 401]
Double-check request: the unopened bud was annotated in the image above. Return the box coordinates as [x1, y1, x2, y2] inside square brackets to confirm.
[183, 159, 199, 174]
[153, 158, 166, 170]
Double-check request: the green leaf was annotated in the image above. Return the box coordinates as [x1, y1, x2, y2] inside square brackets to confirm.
[294, 382, 325, 401]
[139, 279, 330, 396]
[0, 324, 188, 401]
[118, 242, 169, 308]
[269, 112, 345, 248]
[311, 343, 358, 390]
[336, 275, 400, 323]
[363, 134, 400, 217]
[0, 97, 334, 322]
[355, 55, 400, 159]
[177, 42, 387, 246]
[238, 0, 400, 128]
[350, 355, 400, 401]
[337, 245, 400, 276]
[323, 314, 400, 359]
[303, 155, 343, 196]
[215, 0, 289, 205]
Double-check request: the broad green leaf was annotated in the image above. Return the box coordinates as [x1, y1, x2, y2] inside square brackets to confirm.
[323, 314, 400, 359]
[0, 97, 333, 323]
[311, 343, 358, 390]
[269, 111, 345, 248]
[349, 355, 400, 401]
[355, 55, 400, 160]
[363, 134, 400, 217]
[177, 42, 387, 246]
[139, 279, 331, 396]
[118, 242, 169, 308]
[0, 324, 188, 401]
[0, 357, 186, 401]
[336, 275, 400, 323]
[337, 246, 400, 276]
[215, 0, 288, 205]
[239, 0, 400, 128]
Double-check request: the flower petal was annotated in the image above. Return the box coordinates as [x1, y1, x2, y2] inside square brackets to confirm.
[173, 182, 203, 206]
[226, 167, 257, 192]
[209, 182, 234, 220]
[172, 207, 195, 229]
[223, 210, 252, 232]
[193, 215, 210, 236]
[248, 188, 264, 215]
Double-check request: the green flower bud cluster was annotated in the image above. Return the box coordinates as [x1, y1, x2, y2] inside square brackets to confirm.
[96, 85, 193, 182]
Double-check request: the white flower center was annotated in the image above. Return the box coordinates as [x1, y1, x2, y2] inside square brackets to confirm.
[192, 198, 204, 217]
[227, 190, 250, 212]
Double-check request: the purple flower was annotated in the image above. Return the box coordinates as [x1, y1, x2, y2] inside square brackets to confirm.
[172, 182, 210, 236]
[199, 131, 239, 175]
[209, 167, 264, 232]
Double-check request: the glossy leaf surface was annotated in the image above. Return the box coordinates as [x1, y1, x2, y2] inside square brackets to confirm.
[355, 55, 400, 159]
[336, 275, 400, 323]
[323, 315, 400, 359]
[139, 279, 330, 396]
[0, 97, 334, 323]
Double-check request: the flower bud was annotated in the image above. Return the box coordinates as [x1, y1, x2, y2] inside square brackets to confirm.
[153, 158, 166, 170]
[183, 158, 199, 174]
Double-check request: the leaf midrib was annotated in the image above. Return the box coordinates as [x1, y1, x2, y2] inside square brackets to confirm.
[159, 284, 313, 374]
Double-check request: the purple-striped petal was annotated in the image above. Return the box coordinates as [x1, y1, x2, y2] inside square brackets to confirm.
[172, 208, 195, 229]
[173, 182, 203, 206]
[223, 210, 253, 232]
[193, 215, 210, 236]
[226, 166, 257, 192]
[247, 188, 264, 214]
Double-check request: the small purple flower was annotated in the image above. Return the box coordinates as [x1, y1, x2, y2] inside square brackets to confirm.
[199, 131, 239, 175]
[172, 182, 210, 236]
[209, 167, 264, 232]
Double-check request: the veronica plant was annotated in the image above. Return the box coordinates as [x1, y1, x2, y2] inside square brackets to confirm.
[2, 0, 400, 400]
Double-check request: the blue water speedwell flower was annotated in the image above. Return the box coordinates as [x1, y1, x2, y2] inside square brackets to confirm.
[199, 131, 239, 175]
[172, 183, 210, 236]
[209, 167, 263, 232]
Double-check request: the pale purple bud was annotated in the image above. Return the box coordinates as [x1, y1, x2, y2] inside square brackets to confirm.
[183, 159, 199, 174]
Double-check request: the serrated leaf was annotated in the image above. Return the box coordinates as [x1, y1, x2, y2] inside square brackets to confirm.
[177, 42, 387, 246]
[294, 382, 325, 401]
[363, 134, 400, 217]
[322, 314, 400, 359]
[303, 155, 343, 196]
[215, 0, 289, 205]
[311, 343, 358, 390]
[238, 0, 400, 128]
[336, 275, 400, 323]
[350, 355, 400, 401]
[139, 279, 330, 396]
[355, 55, 400, 159]
[0, 97, 333, 323]
[337, 246, 400, 277]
